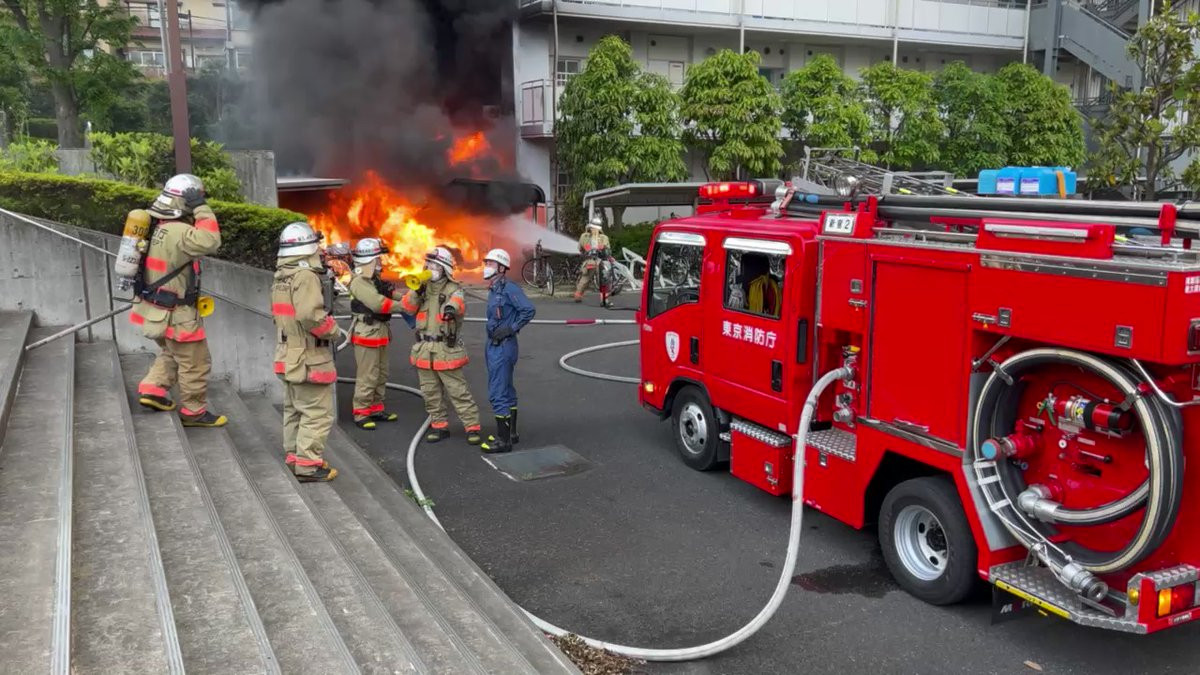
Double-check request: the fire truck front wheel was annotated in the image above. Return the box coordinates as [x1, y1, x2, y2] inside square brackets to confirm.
[879, 476, 979, 606]
[671, 386, 720, 471]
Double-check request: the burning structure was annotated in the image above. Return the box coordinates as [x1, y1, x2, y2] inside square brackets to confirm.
[242, 0, 541, 273]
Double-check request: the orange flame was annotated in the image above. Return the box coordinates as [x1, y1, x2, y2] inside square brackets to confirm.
[448, 131, 489, 165]
[309, 171, 482, 280]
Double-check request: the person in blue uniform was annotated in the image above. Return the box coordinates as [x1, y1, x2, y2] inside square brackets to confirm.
[479, 247, 536, 454]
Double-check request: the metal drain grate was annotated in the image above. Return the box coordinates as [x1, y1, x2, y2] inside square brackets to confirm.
[481, 444, 594, 482]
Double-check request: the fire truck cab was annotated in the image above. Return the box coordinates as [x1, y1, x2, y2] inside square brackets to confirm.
[636, 180, 1200, 634]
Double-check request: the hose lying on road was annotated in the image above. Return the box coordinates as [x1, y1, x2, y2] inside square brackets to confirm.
[335, 314, 847, 661]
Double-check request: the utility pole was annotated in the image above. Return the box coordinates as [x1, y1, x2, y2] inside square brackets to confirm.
[165, 0, 192, 172]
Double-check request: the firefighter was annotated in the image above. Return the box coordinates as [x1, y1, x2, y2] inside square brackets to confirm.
[272, 221, 340, 482]
[478, 248, 535, 454]
[134, 173, 227, 427]
[338, 237, 414, 430]
[574, 217, 612, 303]
[399, 246, 482, 445]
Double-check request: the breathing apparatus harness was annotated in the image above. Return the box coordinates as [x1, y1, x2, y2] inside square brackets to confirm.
[133, 215, 202, 310]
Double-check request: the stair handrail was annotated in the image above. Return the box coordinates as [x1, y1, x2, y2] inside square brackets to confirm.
[1, 207, 273, 352]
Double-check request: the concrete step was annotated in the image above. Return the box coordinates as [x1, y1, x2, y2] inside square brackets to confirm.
[119, 354, 278, 674]
[70, 342, 180, 672]
[243, 393, 515, 674]
[0, 310, 33, 448]
[209, 382, 423, 674]
[0, 328, 74, 671]
[180, 393, 357, 674]
[318, 415, 578, 674]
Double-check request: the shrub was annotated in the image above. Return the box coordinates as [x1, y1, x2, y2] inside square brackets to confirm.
[608, 222, 656, 259]
[88, 131, 244, 202]
[0, 171, 302, 270]
[25, 117, 58, 141]
[0, 139, 59, 173]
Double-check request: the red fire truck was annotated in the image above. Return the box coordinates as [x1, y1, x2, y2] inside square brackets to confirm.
[636, 179, 1200, 634]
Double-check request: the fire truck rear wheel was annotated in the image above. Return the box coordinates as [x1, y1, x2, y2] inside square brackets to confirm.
[671, 386, 719, 471]
[879, 476, 979, 606]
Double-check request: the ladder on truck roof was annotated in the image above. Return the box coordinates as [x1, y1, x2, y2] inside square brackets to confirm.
[800, 147, 968, 198]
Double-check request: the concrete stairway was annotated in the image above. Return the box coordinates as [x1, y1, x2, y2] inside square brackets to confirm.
[0, 311, 577, 674]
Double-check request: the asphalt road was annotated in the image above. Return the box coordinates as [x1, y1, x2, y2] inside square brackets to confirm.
[334, 285, 1200, 675]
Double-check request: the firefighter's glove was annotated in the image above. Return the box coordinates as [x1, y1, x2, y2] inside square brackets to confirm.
[440, 305, 457, 322]
[490, 325, 514, 345]
[181, 187, 207, 210]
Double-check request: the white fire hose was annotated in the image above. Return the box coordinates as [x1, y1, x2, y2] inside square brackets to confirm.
[334, 316, 848, 661]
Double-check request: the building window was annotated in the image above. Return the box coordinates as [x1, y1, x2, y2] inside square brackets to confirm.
[647, 235, 704, 318]
[556, 57, 582, 87]
[235, 49, 252, 70]
[554, 167, 570, 203]
[127, 50, 165, 67]
[196, 54, 227, 71]
[723, 247, 786, 319]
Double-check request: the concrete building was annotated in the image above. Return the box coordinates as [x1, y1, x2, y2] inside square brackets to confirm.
[117, 0, 253, 76]
[511, 0, 1200, 226]
[513, 0, 1034, 225]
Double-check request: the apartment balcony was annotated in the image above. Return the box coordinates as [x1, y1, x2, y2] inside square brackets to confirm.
[519, 79, 557, 139]
[520, 0, 1029, 50]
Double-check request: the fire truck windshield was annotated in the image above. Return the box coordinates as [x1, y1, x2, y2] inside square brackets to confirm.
[647, 238, 703, 318]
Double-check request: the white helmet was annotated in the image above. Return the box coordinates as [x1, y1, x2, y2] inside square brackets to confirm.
[163, 173, 205, 198]
[587, 216, 603, 231]
[353, 237, 385, 265]
[424, 246, 456, 276]
[483, 248, 511, 269]
[278, 222, 322, 257]
[149, 174, 205, 220]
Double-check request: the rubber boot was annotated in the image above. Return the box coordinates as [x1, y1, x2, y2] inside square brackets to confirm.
[138, 394, 176, 412]
[481, 416, 512, 454]
[425, 427, 450, 443]
[372, 410, 399, 423]
[466, 426, 483, 446]
[355, 417, 377, 430]
[509, 408, 519, 444]
[573, 292, 583, 303]
[296, 465, 338, 483]
[181, 410, 228, 427]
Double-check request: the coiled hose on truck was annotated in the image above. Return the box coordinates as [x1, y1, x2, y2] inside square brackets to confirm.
[336, 322, 853, 661]
[971, 348, 1184, 578]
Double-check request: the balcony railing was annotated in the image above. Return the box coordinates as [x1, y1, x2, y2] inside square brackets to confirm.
[526, 0, 1029, 40]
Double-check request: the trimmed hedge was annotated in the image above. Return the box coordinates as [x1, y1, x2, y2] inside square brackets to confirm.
[608, 222, 656, 259]
[0, 171, 304, 270]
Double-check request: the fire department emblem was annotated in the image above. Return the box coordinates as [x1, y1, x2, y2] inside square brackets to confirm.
[665, 331, 680, 363]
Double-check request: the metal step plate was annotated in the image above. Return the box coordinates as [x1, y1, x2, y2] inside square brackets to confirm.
[989, 562, 1144, 634]
[808, 428, 857, 462]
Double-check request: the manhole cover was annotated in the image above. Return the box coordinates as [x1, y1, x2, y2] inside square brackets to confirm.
[481, 444, 593, 482]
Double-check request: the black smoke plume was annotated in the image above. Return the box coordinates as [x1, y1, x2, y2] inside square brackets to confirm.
[239, 0, 526, 211]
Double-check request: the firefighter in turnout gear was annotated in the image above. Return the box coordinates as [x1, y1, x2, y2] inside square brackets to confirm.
[479, 248, 535, 454]
[339, 238, 414, 430]
[399, 246, 482, 444]
[133, 174, 227, 427]
[574, 217, 612, 303]
[272, 222, 340, 482]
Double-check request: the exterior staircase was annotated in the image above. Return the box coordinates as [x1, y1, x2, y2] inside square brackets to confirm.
[0, 310, 578, 674]
[1030, 0, 1141, 89]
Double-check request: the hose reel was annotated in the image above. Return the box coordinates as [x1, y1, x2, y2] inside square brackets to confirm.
[972, 348, 1184, 597]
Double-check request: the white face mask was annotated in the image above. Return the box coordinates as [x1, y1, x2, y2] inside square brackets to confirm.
[483, 263, 499, 280]
[428, 264, 444, 281]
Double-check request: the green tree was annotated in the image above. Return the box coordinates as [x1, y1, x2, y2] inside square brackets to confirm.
[679, 49, 782, 180]
[933, 61, 1010, 176]
[780, 54, 869, 152]
[1090, 3, 1200, 199]
[556, 35, 686, 229]
[0, 0, 137, 147]
[994, 62, 1085, 169]
[858, 62, 944, 169]
[0, 21, 32, 138]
